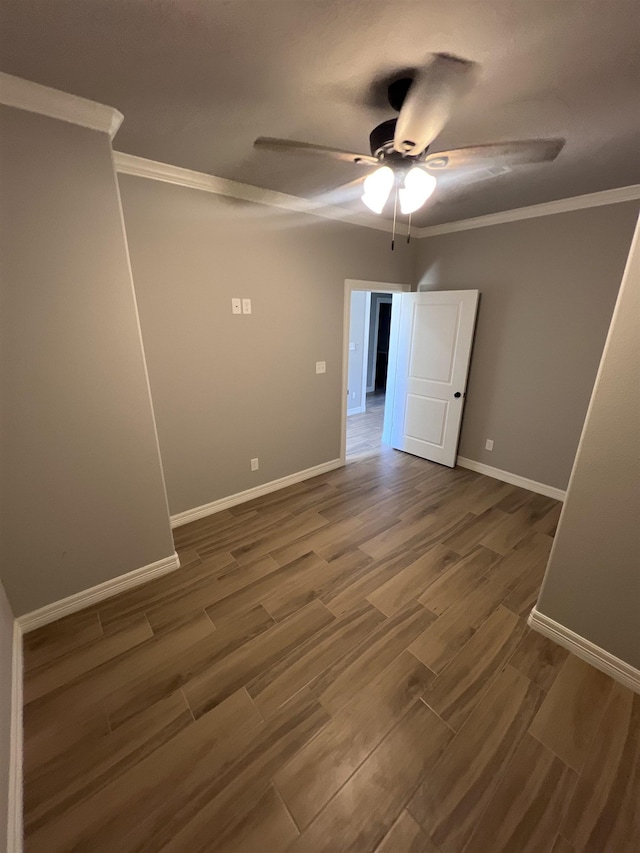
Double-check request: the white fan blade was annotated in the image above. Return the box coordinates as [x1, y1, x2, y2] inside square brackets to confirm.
[393, 54, 478, 156]
[424, 139, 565, 170]
[315, 175, 370, 206]
[254, 137, 378, 165]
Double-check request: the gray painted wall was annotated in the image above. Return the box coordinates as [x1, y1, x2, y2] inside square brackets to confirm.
[0, 106, 175, 615]
[414, 203, 639, 489]
[536, 216, 640, 668]
[0, 580, 13, 850]
[118, 175, 412, 516]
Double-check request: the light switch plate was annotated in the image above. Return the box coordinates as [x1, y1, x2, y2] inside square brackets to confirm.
[232, 298, 241, 315]
[242, 298, 252, 315]
[485, 439, 494, 451]
[316, 361, 326, 374]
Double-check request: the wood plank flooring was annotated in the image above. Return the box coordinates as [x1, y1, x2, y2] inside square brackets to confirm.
[346, 391, 385, 457]
[22, 446, 639, 852]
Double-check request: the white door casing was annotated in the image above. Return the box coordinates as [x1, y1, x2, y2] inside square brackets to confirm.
[385, 290, 479, 467]
[341, 279, 411, 463]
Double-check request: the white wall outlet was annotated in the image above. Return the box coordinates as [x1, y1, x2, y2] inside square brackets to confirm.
[349, 342, 356, 351]
[351, 390, 356, 400]
[250, 457, 259, 471]
[242, 298, 252, 315]
[316, 361, 326, 374]
[231, 298, 241, 315]
[485, 439, 494, 451]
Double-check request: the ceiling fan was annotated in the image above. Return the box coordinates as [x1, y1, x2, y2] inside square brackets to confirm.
[254, 54, 564, 244]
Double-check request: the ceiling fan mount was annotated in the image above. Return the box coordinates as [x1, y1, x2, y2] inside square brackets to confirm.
[387, 76, 414, 113]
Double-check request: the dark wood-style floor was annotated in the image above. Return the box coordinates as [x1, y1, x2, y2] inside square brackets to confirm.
[22, 447, 639, 852]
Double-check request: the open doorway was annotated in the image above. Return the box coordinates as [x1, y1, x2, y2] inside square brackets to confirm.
[346, 292, 392, 457]
[371, 296, 393, 393]
[343, 282, 479, 468]
[342, 279, 411, 462]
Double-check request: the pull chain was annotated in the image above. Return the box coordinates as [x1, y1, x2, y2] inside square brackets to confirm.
[391, 185, 398, 251]
[407, 212, 412, 244]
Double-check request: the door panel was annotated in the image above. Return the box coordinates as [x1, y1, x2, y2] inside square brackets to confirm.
[389, 290, 479, 467]
[409, 303, 460, 382]
[405, 394, 448, 445]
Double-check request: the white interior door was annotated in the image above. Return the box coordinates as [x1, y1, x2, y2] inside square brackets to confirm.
[386, 290, 479, 467]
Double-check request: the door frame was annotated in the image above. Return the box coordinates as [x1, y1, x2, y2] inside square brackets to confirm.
[341, 278, 411, 463]
[347, 291, 371, 416]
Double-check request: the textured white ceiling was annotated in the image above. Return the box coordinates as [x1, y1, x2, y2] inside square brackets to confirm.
[1, 0, 639, 226]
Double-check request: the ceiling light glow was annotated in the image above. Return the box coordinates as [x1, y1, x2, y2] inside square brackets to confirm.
[361, 166, 394, 214]
[399, 167, 437, 214]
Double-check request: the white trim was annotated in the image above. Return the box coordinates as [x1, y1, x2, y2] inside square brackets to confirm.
[0, 71, 123, 138]
[111, 152, 640, 238]
[415, 185, 640, 238]
[114, 152, 396, 233]
[344, 279, 409, 292]
[528, 607, 640, 694]
[456, 456, 566, 501]
[109, 147, 175, 534]
[7, 621, 23, 853]
[17, 552, 180, 633]
[170, 460, 343, 528]
[341, 280, 411, 462]
[382, 293, 403, 447]
[359, 294, 372, 411]
[347, 406, 365, 416]
[364, 293, 377, 394]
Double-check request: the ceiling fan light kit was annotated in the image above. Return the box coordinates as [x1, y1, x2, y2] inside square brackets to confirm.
[399, 166, 437, 214]
[362, 166, 395, 213]
[254, 51, 564, 248]
[362, 164, 437, 215]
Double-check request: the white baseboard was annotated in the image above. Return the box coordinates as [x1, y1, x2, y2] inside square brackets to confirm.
[17, 551, 181, 633]
[7, 621, 23, 853]
[456, 457, 566, 502]
[171, 459, 343, 528]
[347, 406, 365, 416]
[528, 607, 640, 694]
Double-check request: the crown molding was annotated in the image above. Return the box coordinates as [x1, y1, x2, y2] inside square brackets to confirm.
[0, 71, 123, 138]
[113, 151, 395, 233]
[113, 149, 639, 237]
[414, 184, 640, 238]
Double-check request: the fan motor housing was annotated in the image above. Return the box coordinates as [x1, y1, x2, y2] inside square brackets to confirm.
[369, 119, 397, 157]
[370, 118, 428, 163]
